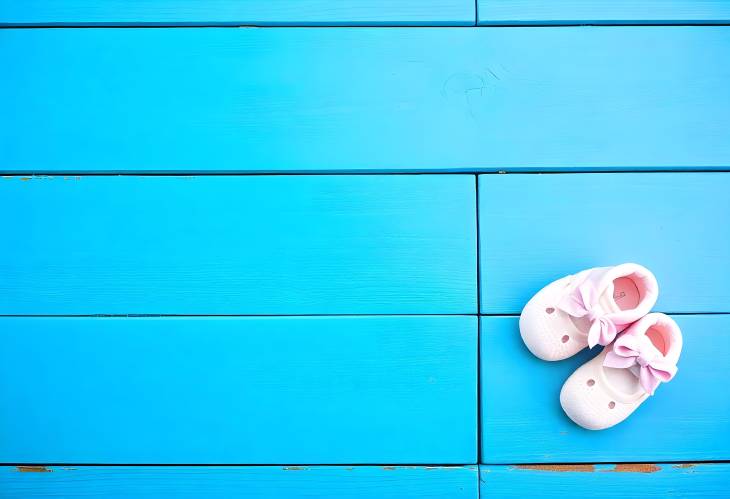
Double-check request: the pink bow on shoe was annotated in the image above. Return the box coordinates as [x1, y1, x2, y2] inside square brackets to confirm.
[603, 334, 678, 395]
[558, 280, 618, 348]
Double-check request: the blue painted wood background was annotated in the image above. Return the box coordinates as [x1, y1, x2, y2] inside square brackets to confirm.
[0, 316, 476, 464]
[479, 173, 730, 314]
[0, 0, 475, 26]
[477, 0, 730, 24]
[2, 1, 729, 497]
[2, 27, 729, 172]
[0, 175, 476, 315]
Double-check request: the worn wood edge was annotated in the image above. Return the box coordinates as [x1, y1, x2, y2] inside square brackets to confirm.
[1, 465, 481, 497]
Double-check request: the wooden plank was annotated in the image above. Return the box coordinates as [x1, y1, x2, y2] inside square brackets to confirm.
[0, 316, 477, 464]
[478, 0, 730, 25]
[0, 0, 475, 26]
[480, 315, 730, 463]
[0, 175, 476, 315]
[0, 466, 479, 498]
[480, 464, 730, 498]
[479, 173, 730, 314]
[2, 27, 729, 173]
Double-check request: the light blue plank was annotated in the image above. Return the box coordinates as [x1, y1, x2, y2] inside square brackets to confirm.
[479, 173, 730, 314]
[0, 175, 476, 315]
[2, 28, 729, 172]
[0, 466, 479, 498]
[0, 316, 477, 463]
[0, 0, 475, 26]
[478, 0, 730, 25]
[480, 464, 730, 498]
[480, 315, 730, 463]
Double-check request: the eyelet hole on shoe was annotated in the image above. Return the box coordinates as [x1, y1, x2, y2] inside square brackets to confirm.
[545, 307, 555, 315]
[586, 379, 595, 387]
[561, 335, 569, 343]
[608, 401, 616, 409]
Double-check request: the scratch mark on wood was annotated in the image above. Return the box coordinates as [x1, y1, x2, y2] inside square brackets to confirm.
[283, 466, 308, 471]
[673, 464, 696, 469]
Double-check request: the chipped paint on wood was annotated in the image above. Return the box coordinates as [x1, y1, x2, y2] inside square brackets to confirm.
[482, 464, 729, 497]
[515, 465, 595, 473]
[17, 466, 52, 473]
[673, 464, 696, 469]
[606, 464, 660, 474]
[515, 463, 660, 474]
[0, 466, 481, 497]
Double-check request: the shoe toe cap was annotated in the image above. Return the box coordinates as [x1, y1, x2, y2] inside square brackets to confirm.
[520, 285, 585, 361]
[560, 364, 637, 431]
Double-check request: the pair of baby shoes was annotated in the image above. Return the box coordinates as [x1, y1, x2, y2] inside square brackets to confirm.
[520, 263, 682, 430]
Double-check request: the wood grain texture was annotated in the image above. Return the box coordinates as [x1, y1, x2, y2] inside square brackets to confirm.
[2, 27, 729, 172]
[478, 0, 730, 25]
[480, 315, 730, 463]
[480, 464, 730, 498]
[0, 316, 476, 464]
[0, 175, 476, 315]
[479, 173, 730, 314]
[0, 466, 479, 498]
[0, 0, 475, 26]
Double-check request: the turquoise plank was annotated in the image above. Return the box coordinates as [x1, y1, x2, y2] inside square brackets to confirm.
[480, 315, 730, 463]
[0, 316, 477, 463]
[480, 464, 730, 498]
[2, 28, 729, 172]
[0, 175, 476, 315]
[0, 466, 479, 498]
[0, 0, 475, 26]
[478, 0, 730, 25]
[479, 173, 730, 314]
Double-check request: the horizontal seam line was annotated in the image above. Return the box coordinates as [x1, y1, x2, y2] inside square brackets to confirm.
[0, 313, 478, 318]
[6, 462, 477, 467]
[1, 23, 729, 28]
[480, 459, 730, 466]
[6, 460, 730, 466]
[479, 312, 730, 317]
[2, 313, 728, 318]
[3, 170, 730, 176]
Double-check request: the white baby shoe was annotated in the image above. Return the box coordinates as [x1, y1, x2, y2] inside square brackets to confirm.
[519, 263, 658, 361]
[560, 313, 682, 430]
